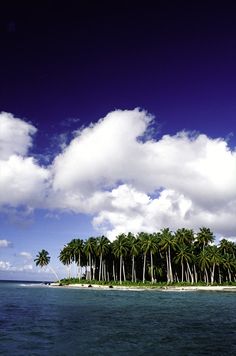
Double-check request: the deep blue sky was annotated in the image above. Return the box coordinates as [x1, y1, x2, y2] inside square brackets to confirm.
[1, 1, 236, 147]
[1, 1, 236, 280]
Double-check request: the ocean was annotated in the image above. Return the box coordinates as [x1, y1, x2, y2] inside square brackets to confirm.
[0, 281, 236, 355]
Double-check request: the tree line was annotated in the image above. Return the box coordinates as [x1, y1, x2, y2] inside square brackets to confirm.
[35, 227, 236, 285]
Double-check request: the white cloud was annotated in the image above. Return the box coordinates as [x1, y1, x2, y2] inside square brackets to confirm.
[0, 155, 49, 208]
[0, 260, 33, 272]
[0, 239, 12, 248]
[0, 261, 11, 270]
[48, 108, 236, 238]
[0, 112, 49, 210]
[0, 112, 36, 160]
[1, 109, 236, 240]
[19, 252, 32, 259]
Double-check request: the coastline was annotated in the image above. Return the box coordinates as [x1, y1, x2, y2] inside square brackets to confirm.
[50, 283, 236, 292]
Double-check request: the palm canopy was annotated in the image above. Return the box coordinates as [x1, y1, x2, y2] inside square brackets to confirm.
[34, 249, 50, 268]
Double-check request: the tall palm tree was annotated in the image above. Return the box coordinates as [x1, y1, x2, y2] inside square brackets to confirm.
[160, 228, 175, 283]
[208, 245, 221, 284]
[174, 244, 193, 283]
[84, 237, 96, 280]
[127, 232, 140, 283]
[113, 234, 129, 284]
[35, 249, 60, 282]
[73, 239, 84, 279]
[96, 236, 110, 281]
[198, 249, 210, 284]
[137, 232, 150, 283]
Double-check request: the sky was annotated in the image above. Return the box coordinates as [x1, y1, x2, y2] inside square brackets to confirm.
[0, 1, 236, 281]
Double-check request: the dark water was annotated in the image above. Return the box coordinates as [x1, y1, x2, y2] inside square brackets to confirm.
[0, 281, 236, 355]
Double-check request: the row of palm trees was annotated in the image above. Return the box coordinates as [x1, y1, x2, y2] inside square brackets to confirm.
[35, 227, 236, 285]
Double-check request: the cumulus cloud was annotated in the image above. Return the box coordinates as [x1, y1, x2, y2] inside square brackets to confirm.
[1, 109, 236, 240]
[0, 112, 36, 160]
[0, 113, 49, 210]
[0, 239, 12, 248]
[47, 109, 236, 238]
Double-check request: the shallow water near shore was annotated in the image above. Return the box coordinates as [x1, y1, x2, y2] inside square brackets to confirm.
[1, 281, 236, 355]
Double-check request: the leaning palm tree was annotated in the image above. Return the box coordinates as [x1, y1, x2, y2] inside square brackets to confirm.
[35, 249, 60, 282]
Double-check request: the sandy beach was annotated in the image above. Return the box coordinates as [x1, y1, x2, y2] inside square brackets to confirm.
[50, 283, 236, 292]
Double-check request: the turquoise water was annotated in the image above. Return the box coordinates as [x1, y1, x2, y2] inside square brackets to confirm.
[0, 281, 236, 355]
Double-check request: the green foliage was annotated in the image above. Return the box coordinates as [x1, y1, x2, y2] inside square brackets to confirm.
[57, 228, 236, 286]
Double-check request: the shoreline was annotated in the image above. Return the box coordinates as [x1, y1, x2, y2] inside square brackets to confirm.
[50, 283, 236, 292]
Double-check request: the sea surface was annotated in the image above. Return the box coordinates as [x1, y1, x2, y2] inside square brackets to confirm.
[0, 281, 236, 355]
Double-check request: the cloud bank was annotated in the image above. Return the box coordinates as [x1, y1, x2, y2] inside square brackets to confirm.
[0, 109, 236, 239]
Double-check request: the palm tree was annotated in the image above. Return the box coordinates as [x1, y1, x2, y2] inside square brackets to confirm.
[196, 227, 214, 250]
[222, 253, 235, 283]
[84, 237, 96, 280]
[208, 245, 221, 284]
[59, 245, 72, 278]
[160, 228, 175, 283]
[137, 232, 150, 283]
[174, 244, 193, 283]
[96, 236, 110, 281]
[113, 234, 129, 284]
[73, 239, 84, 279]
[127, 233, 140, 283]
[35, 249, 60, 282]
[198, 249, 210, 284]
[175, 228, 194, 246]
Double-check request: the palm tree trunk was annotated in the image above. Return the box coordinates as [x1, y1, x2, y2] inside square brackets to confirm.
[150, 251, 154, 283]
[113, 260, 116, 281]
[205, 268, 209, 285]
[168, 246, 173, 283]
[49, 266, 60, 283]
[181, 261, 184, 282]
[132, 255, 135, 282]
[78, 254, 81, 280]
[89, 253, 92, 280]
[194, 264, 197, 283]
[186, 262, 194, 284]
[211, 263, 215, 285]
[99, 253, 102, 281]
[219, 266, 222, 284]
[166, 251, 170, 283]
[143, 253, 146, 283]
[120, 255, 122, 284]
[123, 261, 126, 281]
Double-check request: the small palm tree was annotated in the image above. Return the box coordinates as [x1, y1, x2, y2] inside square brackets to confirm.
[35, 249, 60, 282]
